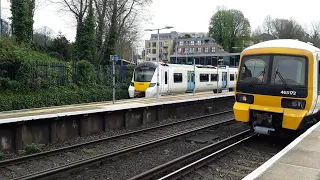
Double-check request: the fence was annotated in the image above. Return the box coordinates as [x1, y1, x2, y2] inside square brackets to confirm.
[0, 60, 135, 89]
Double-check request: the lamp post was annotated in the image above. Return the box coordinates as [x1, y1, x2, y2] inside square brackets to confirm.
[144, 26, 174, 100]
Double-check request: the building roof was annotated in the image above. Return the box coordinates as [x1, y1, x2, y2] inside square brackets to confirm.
[170, 52, 240, 58]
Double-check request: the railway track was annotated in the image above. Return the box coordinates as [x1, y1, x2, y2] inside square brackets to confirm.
[129, 130, 255, 180]
[0, 110, 236, 180]
[130, 132, 291, 180]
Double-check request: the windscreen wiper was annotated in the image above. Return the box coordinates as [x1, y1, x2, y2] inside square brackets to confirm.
[275, 68, 289, 89]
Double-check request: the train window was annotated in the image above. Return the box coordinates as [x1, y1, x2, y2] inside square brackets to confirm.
[239, 55, 270, 84]
[165, 72, 168, 84]
[200, 74, 209, 82]
[230, 74, 235, 81]
[271, 55, 307, 86]
[174, 73, 183, 83]
[211, 74, 218, 81]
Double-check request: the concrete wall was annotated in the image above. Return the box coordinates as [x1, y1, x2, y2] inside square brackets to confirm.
[1, 96, 234, 152]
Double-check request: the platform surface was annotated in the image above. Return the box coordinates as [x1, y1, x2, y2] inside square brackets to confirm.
[0, 91, 234, 124]
[243, 120, 320, 180]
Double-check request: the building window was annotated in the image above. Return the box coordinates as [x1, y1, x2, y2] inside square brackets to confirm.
[197, 40, 201, 45]
[200, 74, 209, 82]
[174, 73, 183, 83]
[211, 74, 218, 81]
[230, 74, 235, 81]
[197, 47, 202, 53]
[205, 47, 209, 53]
[147, 42, 150, 48]
[152, 49, 156, 54]
[159, 42, 162, 47]
[179, 41, 183, 46]
[152, 58, 156, 61]
[190, 48, 194, 53]
[191, 41, 194, 45]
[212, 47, 216, 53]
[178, 48, 182, 53]
[147, 49, 150, 54]
[184, 48, 189, 54]
[152, 42, 156, 47]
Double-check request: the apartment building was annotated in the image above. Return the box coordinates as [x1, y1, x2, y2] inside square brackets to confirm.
[143, 32, 240, 66]
[145, 39, 174, 62]
[171, 37, 240, 66]
[174, 37, 226, 55]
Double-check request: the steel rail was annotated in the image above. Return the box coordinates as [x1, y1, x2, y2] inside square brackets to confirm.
[13, 118, 236, 180]
[129, 130, 256, 180]
[0, 110, 233, 168]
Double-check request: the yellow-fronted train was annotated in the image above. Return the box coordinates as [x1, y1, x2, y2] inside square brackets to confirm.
[233, 39, 320, 136]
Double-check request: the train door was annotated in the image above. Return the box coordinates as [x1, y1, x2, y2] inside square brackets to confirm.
[161, 69, 169, 94]
[222, 72, 227, 89]
[186, 71, 195, 92]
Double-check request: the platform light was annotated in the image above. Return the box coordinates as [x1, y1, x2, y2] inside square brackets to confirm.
[144, 26, 174, 100]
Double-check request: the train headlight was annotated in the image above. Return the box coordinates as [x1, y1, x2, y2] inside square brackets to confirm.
[236, 94, 254, 104]
[149, 83, 156, 87]
[281, 98, 306, 109]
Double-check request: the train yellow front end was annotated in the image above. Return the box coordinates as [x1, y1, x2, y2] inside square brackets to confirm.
[233, 39, 320, 136]
[128, 62, 157, 98]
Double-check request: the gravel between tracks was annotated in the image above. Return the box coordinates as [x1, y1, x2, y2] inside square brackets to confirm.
[1, 107, 233, 161]
[181, 135, 292, 180]
[56, 122, 249, 180]
[0, 111, 235, 179]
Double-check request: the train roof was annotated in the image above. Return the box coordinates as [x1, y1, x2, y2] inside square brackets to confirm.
[136, 61, 238, 69]
[244, 39, 320, 53]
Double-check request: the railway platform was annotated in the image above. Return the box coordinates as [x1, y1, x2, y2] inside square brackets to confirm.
[0, 91, 234, 152]
[243, 120, 320, 180]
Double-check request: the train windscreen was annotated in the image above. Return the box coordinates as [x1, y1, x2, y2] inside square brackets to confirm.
[238, 54, 307, 87]
[134, 66, 156, 82]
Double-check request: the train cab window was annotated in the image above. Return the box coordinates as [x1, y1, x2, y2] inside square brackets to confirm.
[174, 73, 182, 83]
[211, 74, 218, 81]
[271, 55, 307, 86]
[230, 74, 235, 81]
[200, 74, 209, 82]
[165, 72, 168, 84]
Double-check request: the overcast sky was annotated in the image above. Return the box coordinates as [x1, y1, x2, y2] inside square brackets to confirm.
[2, 0, 320, 52]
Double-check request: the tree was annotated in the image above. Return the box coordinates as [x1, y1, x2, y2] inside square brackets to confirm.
[208, 6, 251, 53]
[309, 21, 320, 48]
[11, 0, 34, 44]
[101, 0, 152, 64]
[269, 18, 306, 40]
[76, 0, 97, 63]
[262, 15, 272, 35]
[49, 32, 71, 61]
[33, 26, 54, 50]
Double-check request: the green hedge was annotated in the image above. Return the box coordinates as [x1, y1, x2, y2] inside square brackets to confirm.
[0, 85, 129, 111]
[0, 37, 62, 63]
[0, 37, 134, 111]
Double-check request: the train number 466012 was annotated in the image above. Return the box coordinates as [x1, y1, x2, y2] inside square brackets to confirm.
[280, 90, 296, 95]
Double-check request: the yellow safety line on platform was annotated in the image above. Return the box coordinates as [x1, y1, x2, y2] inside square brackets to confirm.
[0, 91, 226, 118]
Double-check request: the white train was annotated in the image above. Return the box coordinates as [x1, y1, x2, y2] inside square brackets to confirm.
[128, 61, 238, 98]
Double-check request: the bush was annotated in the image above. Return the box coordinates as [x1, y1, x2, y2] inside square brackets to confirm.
[16, 60, 61, 90]
[76, 60, 96, 86]
[0, 36, 61, 63]
[0, 85, 129, 111]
